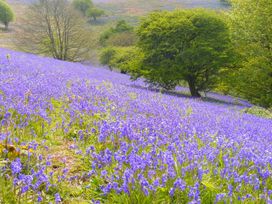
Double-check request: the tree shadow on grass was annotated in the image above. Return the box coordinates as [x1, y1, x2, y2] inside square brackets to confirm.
[128, 84, 250, 108]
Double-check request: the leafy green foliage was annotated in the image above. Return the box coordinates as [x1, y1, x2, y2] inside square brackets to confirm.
[100, 47, 117, 69]
[100, 46, 140, 73]
[133, 9, 233, 96]
[229, 0, 272, 108]
[0, 1, 14, 30]
[98, 20, 137, 72]
[109, 47, 139, 74]
[111, 20, 134, 33]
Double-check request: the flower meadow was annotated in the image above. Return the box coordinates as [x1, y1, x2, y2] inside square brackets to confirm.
[0, 48, 272, 204]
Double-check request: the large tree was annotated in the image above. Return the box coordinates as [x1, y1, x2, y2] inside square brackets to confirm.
[229, 0, 272, 107]
[16, 0, 91, 62]
[0, 1, 14, 30]
[134, 9, 232, 97]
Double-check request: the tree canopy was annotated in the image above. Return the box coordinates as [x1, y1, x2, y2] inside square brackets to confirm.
[133, 9, 232, 97]
[0, 1, 14, 30]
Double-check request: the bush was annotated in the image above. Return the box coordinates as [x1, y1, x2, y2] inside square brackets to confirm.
[100, 47, 141, 74]
[99, 47, 117, 70]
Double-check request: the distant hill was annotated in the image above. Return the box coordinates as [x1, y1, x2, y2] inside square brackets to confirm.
[93, 0, 229, 9]
[8, 0, 229, 9]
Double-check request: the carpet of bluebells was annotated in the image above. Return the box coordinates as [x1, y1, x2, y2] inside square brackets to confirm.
[0, 48, 272, 203]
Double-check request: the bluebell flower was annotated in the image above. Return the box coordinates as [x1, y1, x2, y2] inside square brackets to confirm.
[10, 158, 22, 175]
[55, 193, 61, 203]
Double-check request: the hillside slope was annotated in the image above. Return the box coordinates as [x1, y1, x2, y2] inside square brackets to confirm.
[0, 48, 271, 203]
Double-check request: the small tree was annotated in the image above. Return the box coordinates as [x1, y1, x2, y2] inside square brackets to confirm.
[72, 0, 93, 16]
[87, 7, 105, 21]
[0, 1, 14, 30]
[135, 9, 232, 97]
[16, 0, 92, 62]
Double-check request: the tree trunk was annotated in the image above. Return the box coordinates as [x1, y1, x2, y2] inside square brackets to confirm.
[4, 22, 8, 30]
[120, 69, 127, 74]
[187, 76, 201, 97]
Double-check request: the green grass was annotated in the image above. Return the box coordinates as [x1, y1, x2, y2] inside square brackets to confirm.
[243, 106, 272, 119]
